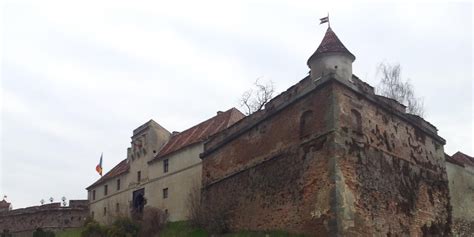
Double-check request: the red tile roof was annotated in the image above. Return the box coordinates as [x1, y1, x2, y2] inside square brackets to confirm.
[86, 159, 129, 190]
[150, 108, 245, 161]
[87, 108, 245, 189]
[447, 151, 474, 168]
[307, 27, 355, 66]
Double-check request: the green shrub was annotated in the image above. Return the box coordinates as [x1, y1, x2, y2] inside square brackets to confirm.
[108, 217, 140, 237]
[33, 228, 55, 237]
[81, 219, 107, 237]
[138, 207, 167, 237]
[1, 229, 12, 237]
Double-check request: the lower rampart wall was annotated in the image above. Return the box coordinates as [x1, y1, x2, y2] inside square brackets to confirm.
[0, 201, 88, 236]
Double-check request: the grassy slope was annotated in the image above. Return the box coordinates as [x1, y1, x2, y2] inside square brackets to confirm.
[55, 228, 83, 237]
[160, 221, 305, 237]
[55, 222, 304, 237]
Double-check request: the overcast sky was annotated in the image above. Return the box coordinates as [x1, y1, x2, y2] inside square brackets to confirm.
[1, 0, 472, 209]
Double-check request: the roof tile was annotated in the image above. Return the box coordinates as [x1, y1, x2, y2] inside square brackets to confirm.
[307, 27, 355, 66]
[153, 108, 244, 160]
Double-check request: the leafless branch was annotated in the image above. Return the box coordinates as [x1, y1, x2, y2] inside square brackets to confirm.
[376, 62, 425, 117]
[239, 78, 275, 115]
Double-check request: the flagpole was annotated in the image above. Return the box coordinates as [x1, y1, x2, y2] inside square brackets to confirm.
[327, 12, 330, 28]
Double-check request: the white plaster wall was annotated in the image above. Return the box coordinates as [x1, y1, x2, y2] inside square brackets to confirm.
[146, 143, 203, 221]
[309, 53, 353, 81]
[88, 143, 203, 224]
[88, 172, 132, 224]
[446, 162, 474, 220]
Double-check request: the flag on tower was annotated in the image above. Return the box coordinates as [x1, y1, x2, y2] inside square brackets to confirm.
[96, 153, 103, 176]
[320, 16, 329, 24]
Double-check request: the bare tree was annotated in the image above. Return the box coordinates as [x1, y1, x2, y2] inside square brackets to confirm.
[240, 78, 275, 115]
[376, 62, 424, 117]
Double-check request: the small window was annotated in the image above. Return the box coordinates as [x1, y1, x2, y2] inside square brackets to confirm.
[164, 159, 169, 173]
[351, 109, 363, 134]
[104, 185, 108, 196]
[103, 207, 107, 216]
[91, 211, 95, 219]
[117, 179, 121, 191]
[92, 190, 96, 200]
[116, 203, 120, 213]
[137, 171, 141, 182]
[165, 209, 169, 216]
[300, 110, 314, 138]
[163, 188, 168, 199]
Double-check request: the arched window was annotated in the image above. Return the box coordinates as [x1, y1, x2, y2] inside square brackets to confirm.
[300, 110, 314, 138]
[351, 109, 362, 134]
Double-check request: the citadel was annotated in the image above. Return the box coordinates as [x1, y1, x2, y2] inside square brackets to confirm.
[1, 25, 473, 236]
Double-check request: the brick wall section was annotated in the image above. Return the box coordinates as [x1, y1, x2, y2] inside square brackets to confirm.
[0, 201, 89, 235]
[201, 75, 451, 236]
[334, 81, 450, 236]
[202, 77, 339, 235]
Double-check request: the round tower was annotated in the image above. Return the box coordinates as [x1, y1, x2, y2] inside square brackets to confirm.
[307, 27, 355, 81]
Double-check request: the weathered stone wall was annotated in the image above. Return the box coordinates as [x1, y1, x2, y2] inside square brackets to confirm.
[0, 201, 88, 236]
[334, 80, 451, 236]
[201, 75, 451, 236]
[202, 78, 338, 235]
[446, 161, 474, 236]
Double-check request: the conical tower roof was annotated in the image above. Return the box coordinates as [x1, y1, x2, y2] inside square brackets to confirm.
[307, 27, 355, 66]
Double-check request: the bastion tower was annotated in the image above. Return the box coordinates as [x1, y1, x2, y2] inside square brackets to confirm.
[200, 24, 451, 236]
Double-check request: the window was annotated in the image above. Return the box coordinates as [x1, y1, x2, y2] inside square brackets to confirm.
[92, 190, 96, 200]
[117, 179, 121, 191]
[163, 188, 168, 199]
[300, 110, 314, 138]
[116, 203, 120, 213]
[91, 211, 95, 219]
[104, 185, 108, 196]
[163, 159, 169, 173]
[103, 207, 107, 216]
[351, 109, 362, 134]
[137, 171, 141, 182]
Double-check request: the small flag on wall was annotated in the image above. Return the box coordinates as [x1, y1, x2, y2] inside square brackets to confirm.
[96, 153, 103, 176]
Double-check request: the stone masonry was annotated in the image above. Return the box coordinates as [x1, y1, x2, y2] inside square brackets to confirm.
[0, 200, 88, 237]
[200, 27, 451, 236]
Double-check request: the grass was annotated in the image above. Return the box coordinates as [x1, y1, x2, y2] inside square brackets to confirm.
[55, 222, 304, 237]
[159, 221, 305, 237]
[159, 221, 208, 237]
[55, 228, 83, 237]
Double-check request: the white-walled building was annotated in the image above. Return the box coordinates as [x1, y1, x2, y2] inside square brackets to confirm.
[86, 108, 244, 224]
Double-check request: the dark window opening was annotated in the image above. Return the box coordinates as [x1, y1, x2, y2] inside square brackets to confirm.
[137, 171, 141, 182]
[132, 189, 145, 214]
[116, 203, 120, 213]
[163, 188, 168, 199]
[351, 109, 363, 134]
[300, 110, 314, 138]
[92, 190, 96, 200]
[104, 185, 108, 196]
[117, 179, 121, 191]
[103, 207, 107, 216]
[164, 159, 169, 173]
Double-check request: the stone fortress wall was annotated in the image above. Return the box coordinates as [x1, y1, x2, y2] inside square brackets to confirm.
[0, 200, 88, 237]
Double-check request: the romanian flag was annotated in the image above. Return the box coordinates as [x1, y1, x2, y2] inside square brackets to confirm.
[96, 153, 103, 176]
